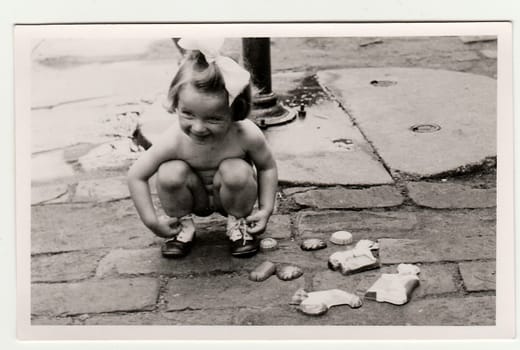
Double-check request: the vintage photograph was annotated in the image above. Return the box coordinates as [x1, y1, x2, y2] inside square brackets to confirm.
[17, 23, 512, 339]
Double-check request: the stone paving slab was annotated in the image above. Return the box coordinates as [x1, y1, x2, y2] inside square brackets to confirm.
[31, 277, 159, 316]
[165, 274, 304, 311]
[318, 68, 496, 177]
[296, 210, 418, 240]
[31, 184, 69, 205]
[96, 241, 324, 278]
[32, 250, 107, 282]
[458, 261, 496, 291]
[83, 310, 237, 325]
[311, 263, 459, 298]
[95, 246, 238, 277]
[31, 201, 159, 254]
[234, 302, 406, 326]
[414, 209, 496, 239]
[379, 236, 495, 264]
[407, 181, 496, 208]
[291, 185, 404, 209]
[480, 49, 497, 59]
[73, 177, 130, 202]
[31, 316, 75, 325]
[402, 296, 495, 325]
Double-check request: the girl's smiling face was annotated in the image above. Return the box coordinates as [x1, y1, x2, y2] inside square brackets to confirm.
[177, 84, 233, 145]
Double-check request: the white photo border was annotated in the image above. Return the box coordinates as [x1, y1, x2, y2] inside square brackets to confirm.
[14, 21, 514, 342]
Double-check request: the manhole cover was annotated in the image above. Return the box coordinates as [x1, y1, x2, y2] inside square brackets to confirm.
[370, 80, 397, 87]
[410, 123, 442, 133]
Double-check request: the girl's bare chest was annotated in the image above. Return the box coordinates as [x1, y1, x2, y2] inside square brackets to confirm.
[178, 143, 247, 170]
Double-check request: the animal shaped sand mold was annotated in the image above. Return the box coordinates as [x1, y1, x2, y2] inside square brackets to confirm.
[328, 239, 380, 275]
[365, 264, 421, 305]
[276, 264, 303, 281]
[291, 288, 363, 316]
[249, 261, 276, 282]
[301, 238, 327, 251]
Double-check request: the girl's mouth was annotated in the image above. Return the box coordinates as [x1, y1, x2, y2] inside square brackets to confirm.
[190, 133, 210, 142]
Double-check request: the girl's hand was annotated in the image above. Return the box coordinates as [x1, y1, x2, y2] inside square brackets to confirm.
[245, 209, 271, 235]
[150, 215, 182, 238]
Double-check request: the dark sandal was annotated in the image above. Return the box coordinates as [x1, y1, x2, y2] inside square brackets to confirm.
[161, 236, 194, 259]
[230, 237, 259, 258]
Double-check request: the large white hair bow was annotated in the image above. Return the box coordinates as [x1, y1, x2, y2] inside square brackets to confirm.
[178, 37, 251, 106]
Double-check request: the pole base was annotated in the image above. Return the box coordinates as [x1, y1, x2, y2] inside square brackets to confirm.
[249, 103, 297, 129]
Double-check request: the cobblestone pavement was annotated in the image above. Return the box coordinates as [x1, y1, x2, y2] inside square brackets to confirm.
[30, 36, 497, 326]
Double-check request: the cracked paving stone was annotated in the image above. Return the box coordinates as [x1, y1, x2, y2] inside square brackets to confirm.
[32, 250, 107, 282]
[459, 261, 496, 291]
[407, 182, 496, 209]
[165, 274, 304, 312]
[402, 296, 495, 325]
[292, 185, 404, 209]
[31, 277, 160, 316]
[31, 184, 69, 205]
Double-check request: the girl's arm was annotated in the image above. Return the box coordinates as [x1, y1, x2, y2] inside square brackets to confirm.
[127, 130, 178, 236]
[241, 121, 278, 234]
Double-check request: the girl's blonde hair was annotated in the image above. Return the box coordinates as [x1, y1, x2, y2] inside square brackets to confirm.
[167, 51, 251, 121]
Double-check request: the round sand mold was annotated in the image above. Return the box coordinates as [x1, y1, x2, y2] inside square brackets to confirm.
[301, 238, 327, 251]
[298, 303, 328, 316]
[330, 231, 353, 245]
[259, 238, 278, 252]
[276, 265, 303, 281]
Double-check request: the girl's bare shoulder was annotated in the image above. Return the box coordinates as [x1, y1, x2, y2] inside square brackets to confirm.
[234, 119, 264, 141]
[150, 123, 184, 156]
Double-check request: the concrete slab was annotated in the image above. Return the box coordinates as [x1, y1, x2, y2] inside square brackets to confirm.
[73, 177, 130, 202]
[31, 150, 75, 183]
[318, 68, 496, 177]
[32, 59, 177, 109]
[265, 101, 392, 185]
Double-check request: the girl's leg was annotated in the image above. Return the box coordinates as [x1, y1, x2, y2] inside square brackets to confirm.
[213, 158, 258, 257]
[156, 160, 211, 218]
[212, 158, 257, 218]
[155, 160, 209, 258]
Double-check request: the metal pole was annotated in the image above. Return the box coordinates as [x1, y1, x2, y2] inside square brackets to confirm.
[242, 38, 295, 128]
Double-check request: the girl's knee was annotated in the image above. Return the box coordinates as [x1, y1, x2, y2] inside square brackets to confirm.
[157, 160, 192, 189]
[216, 159, 254, 189]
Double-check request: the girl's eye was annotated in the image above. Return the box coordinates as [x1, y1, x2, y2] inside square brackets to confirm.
[181, 111, 194, 118]
[208, 118, 223, 124]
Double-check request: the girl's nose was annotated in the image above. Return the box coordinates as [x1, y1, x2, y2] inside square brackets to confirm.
[191, 120, 207, 133]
